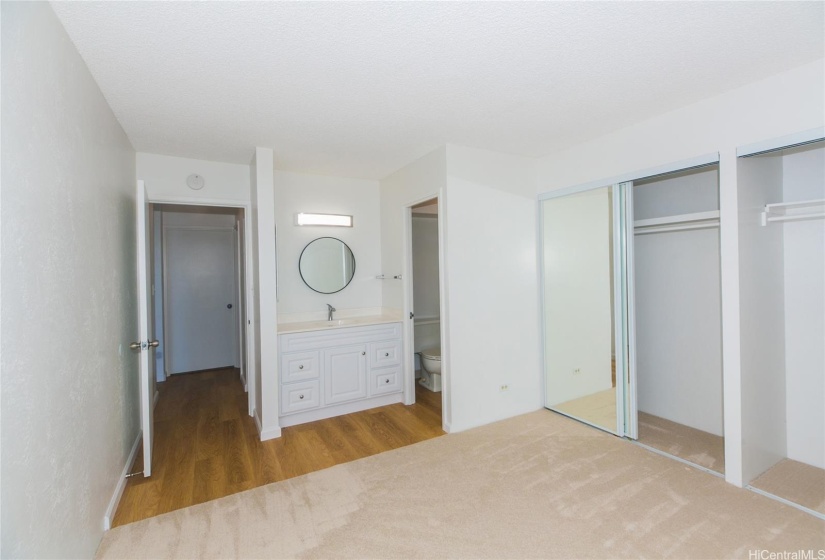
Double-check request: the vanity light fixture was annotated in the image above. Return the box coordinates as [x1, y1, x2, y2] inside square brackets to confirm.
[295, 213, 353, 227]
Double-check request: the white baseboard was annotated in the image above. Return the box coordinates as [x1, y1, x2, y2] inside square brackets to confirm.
[254, 408, 262, 434]
[254, 410, 281, 441]
[260, 424, 282, 441]
[239, 367, 247, 392]
[103, 430, 142, 531]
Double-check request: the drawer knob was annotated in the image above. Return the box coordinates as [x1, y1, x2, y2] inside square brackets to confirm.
[385, 378, 390, 384]
[362, 351, 366, 356]
[299, 394, 304, 400]
[384, 352, 389, 357]
[299, 365, 304, 370]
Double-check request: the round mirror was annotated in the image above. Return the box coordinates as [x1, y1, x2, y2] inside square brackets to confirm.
[299, 237, 356, 294]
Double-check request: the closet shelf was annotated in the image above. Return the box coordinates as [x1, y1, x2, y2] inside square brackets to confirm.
[761, 199, 825, 226]
[634, 210, 720, 235]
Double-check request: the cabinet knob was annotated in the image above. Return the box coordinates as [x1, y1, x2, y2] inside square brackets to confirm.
[361, 351, 366, 355]
[384, 352, 389, 357]
[299, 394, 304, 400]
[385, 378, 390, 384]
[299, 365, 304, 370]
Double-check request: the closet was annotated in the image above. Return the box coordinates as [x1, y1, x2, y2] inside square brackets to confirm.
[540, 160, 725, 470]
[737, 138, 825, 515]
[632, 165, 724, 474]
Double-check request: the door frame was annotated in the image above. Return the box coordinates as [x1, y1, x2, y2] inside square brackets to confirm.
[143, 192, 256, 417]
[402, 190, 451, 432]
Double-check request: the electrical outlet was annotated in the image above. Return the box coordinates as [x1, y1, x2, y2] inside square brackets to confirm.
[499, 384, 509, 391]
[573, 368, 582, 375]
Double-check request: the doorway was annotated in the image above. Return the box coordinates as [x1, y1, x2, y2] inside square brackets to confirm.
[153, 204, 244, 380]
[152, 204, 246, 382]
[404, 196, 446, 429]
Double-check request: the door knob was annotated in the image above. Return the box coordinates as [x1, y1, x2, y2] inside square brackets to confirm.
[227, 304, 233, 309]
[130, 340, 159, 350]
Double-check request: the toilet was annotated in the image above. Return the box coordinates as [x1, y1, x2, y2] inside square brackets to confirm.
[419, 347, 442, 392]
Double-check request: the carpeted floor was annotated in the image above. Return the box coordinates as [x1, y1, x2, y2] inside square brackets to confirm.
[553, 388, 617, 433]
[751, 459, 825, 515]
[96, 409, 825, 559]
[638, 412, 725, 474]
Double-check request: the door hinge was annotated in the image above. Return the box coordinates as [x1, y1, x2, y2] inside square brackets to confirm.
[409, 312, 414, 319]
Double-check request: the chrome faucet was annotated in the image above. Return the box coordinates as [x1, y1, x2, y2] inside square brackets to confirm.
[327, 303, 336, 321]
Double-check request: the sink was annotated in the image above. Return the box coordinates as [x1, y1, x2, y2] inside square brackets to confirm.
[278, 314, 401, 334]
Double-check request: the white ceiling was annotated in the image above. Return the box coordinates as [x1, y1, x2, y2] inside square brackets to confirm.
[52, 1, 824, 180]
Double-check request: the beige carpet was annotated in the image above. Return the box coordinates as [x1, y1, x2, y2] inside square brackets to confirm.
[751, 459, 825, 515]
[96, 410, 824, 559]
[638, 412, 725, 474]
[553, 388, 617, 433]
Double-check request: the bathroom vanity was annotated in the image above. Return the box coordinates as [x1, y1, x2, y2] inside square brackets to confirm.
[278, 318, 403, 427]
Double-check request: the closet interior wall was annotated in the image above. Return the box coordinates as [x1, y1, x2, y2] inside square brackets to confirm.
[633, 167, 724, 439]
[738, 142, 825, 484]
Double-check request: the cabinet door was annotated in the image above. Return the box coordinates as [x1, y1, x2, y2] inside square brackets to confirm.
[324, 345, 367, 405]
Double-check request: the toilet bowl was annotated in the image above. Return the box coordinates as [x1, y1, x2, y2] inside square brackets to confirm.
[421, 347, 441, 374]
[419, 347, 442, 392]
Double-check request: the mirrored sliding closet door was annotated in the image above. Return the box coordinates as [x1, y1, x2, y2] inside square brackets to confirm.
[540, 184, 633, 436]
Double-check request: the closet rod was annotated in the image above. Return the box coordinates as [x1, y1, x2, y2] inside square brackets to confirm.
[763, 212, 825, 225]
[634, 221, 719, 235]
[761, 198, 825, 226]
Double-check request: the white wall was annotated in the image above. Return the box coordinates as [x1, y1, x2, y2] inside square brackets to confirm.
[251, 148, 280, 440]
[633, 169, 719, 219]
[738, 154, 787, 483]
[782, 145, 825, 469]
[412, 214, 441, 361]
[634, 169, 723, 436]
[381, 147, 447, 312]
[412, 215, 440, 321]
[444, 145, 542, 432]
[249, 153, 263, 427]
[274, 170, 382, 316]
[1, 3, 138, 557]
[536, 59, 825, 487]
[137, 152, 250, 205]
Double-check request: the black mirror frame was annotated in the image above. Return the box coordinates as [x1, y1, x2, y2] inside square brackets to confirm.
[298, 236, 356, 294]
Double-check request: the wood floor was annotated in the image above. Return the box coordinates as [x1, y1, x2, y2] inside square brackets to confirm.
[113, 368, 444, 527]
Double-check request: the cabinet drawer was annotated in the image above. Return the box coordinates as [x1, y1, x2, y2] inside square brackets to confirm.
[281, 351, 320, 383]
[370, 365, 402, 396]
[370, 340, 401, 368]
[281, 380, 321, 414]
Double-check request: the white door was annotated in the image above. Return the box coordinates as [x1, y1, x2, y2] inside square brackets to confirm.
[165, 227, 237, 374]
[135, 180, 156, 476]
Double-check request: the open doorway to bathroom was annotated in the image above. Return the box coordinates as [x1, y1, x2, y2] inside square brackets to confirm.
[406, 197, 445, 429]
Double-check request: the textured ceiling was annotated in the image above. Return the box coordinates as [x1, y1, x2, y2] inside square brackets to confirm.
[52, 1, 824, 180]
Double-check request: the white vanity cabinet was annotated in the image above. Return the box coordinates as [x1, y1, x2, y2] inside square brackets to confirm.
[278, 322, 403, 427]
